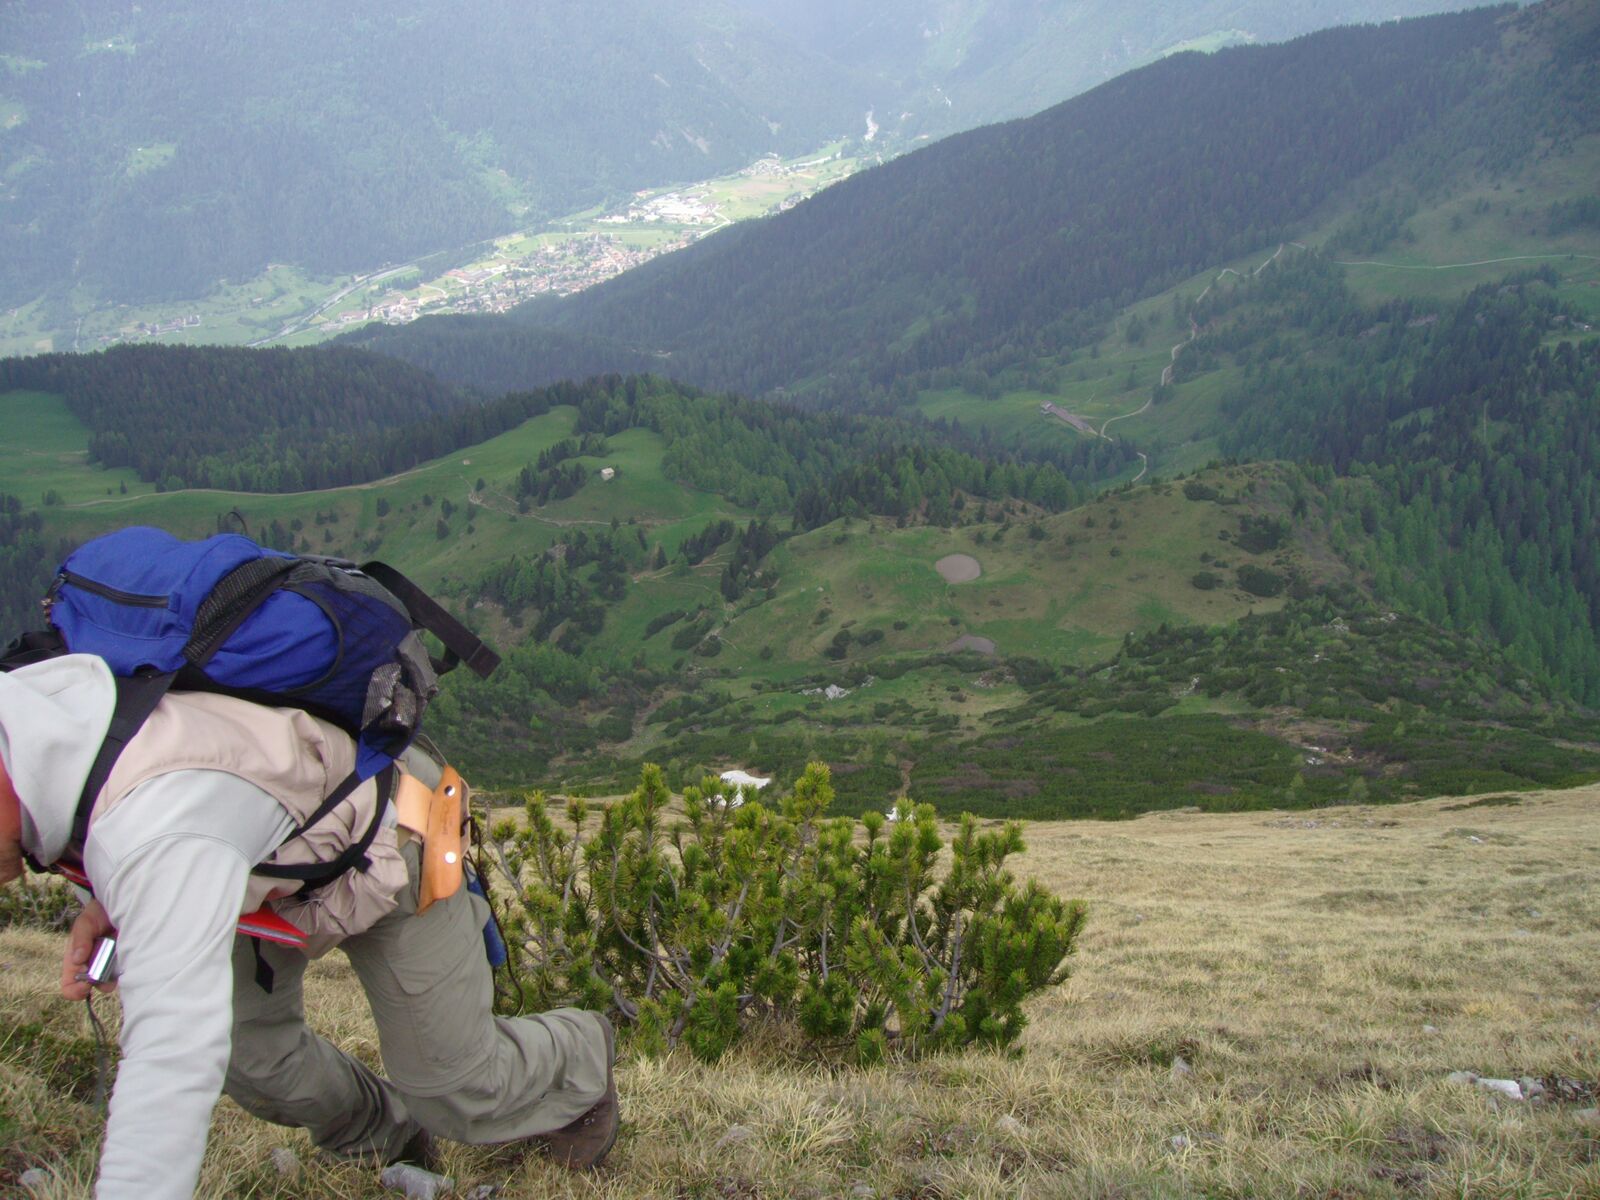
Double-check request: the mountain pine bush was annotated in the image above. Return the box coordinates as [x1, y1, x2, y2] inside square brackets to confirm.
[0, 875, 79, 931]
[480, 762, 1086, 1062]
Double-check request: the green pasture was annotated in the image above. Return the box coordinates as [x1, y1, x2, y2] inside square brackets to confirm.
[907, 262, 1212, 457]
[911, 344, 1171, 452]
[1119, 370, 1232, 477]
[0, 391, 151, 505]
[1341, 253, 1600, 308]
[514, 428, 747, 533]
[602, 456, 1359, 800]
[702, 149, 861, 221]
[618, 654, 1032, 764]
[13, 401, 749, 602]
[913, 388, 1059, 443]
[2, 264, 351, 359]
[125, 142, 175, 177]
[705, 464, 1310, 681]
[1319, 135, 1600, 306]
[0, 97, 24, 129]
[607, 227, 690, 249]
[0, 299, 59, 357]
[588, 566, 729, 668]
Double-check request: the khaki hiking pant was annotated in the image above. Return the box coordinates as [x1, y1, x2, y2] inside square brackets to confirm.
[223, 842, 609, 1161]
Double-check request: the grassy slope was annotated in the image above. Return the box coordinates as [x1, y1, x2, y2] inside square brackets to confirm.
[723, 466, 1306, 673]
[585, 463, 1329, 776]
[11, 388, 1593, 813]
[0, 395, 750, 597]
[1331, 137, 1600, 314]
[5, 783, 1599, 1196]
[0, 384, 1317, 678]
[0, 390, 151, 505]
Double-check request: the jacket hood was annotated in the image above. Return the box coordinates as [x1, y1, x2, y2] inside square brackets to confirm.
[0, 655, 116, 864]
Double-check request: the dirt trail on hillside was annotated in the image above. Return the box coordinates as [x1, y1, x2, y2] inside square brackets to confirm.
[68, 457, 449, 508]
[1332, 252, 1600, 270]
[1040, 247, 1309, 483]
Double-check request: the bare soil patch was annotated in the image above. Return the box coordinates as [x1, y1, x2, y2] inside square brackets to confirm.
[935, 553, 981, 583]
[945, 633, 997, 655]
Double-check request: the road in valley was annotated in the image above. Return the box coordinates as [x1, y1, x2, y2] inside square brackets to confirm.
[248, 262, 421, 347]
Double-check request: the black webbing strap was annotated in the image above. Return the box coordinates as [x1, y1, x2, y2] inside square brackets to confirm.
[1, 629, 67, 671]
[360, 562, 501, 679]
[252, 939, 276, 993]
[253, 766, 396, 895]
[72, 670, 178, 848]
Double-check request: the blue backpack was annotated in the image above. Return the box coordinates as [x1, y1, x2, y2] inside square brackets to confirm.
[3, 527, 499, 891]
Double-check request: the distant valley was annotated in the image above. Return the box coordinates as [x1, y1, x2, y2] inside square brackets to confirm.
[0, 143, 868, 359]
[2, 0, 1500, 358]
[2, 0, 1598, 818]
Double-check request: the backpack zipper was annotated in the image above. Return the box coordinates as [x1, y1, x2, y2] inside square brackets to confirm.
[56, 570, 171, 609]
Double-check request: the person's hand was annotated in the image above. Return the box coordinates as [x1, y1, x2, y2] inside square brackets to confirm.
[61, 899, 118, 1000]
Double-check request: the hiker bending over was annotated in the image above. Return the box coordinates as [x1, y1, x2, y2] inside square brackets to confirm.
[0, 655, 618, 1199]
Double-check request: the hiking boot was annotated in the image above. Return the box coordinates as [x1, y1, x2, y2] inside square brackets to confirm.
[390, 1127, 437, 1171]
[542, 1013, 618, 1170]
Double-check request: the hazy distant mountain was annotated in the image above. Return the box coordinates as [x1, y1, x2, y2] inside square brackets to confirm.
[0, 0, 867, 305]
[358, 4, 1597, 401]
[0, 0, 1510, 315]
[728, 0, 1507, 137]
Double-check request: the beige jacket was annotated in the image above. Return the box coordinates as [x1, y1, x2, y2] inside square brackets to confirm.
[97, 690, 408, 953]
[2, 655, 427, 1198]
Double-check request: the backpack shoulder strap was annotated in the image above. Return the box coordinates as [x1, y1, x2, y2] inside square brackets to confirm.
[252, 765, 397, 895]
[2, 629, 176, 852]
[72, 670, 177, 847]
[0, 629, 67, 671]
[360, 561, 500, 679]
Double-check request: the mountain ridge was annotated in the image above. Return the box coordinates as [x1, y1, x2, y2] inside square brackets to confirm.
[353, 5, 1546, 401]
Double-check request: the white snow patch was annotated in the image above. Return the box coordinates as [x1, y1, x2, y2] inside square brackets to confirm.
[802, 683, 852, 700]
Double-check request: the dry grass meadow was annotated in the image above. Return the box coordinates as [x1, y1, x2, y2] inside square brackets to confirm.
[4, 784, 1599, 1198]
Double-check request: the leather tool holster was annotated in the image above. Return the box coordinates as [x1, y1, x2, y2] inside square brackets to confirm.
[395, 765, 468, 915]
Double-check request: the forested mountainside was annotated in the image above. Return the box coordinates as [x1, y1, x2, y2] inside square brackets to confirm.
[1, 1, 1492, 319]
[732, 0, 1496, 139]
[0, 347, 1127, 500]
[0, 0, 865, 306]
[338, 318, 660, 401]
[357, 6, 1555, 400]
[1171, 257, 1600, 704]
[0, 345, 474, 493]
[6, 369, 1594, 811]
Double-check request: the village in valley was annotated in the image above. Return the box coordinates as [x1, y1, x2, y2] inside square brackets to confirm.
[321, 231, 673, 331]
[8, 146, 864, 357]
[324, 149, 854, 334]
